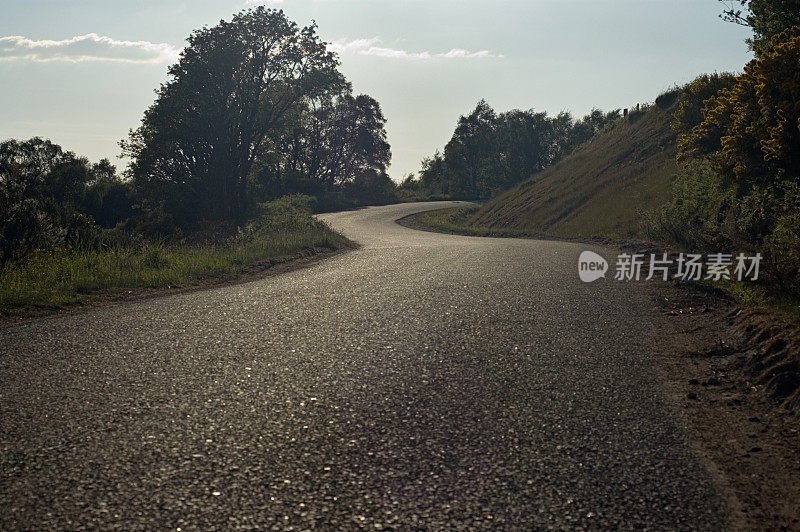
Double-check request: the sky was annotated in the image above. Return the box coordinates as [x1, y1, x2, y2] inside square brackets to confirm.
[0, 0, 753, 182]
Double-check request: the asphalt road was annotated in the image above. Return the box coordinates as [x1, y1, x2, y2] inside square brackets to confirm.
[1, 201, 726, 530]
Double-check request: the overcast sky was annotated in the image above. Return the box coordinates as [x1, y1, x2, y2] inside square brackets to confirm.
[0, 0, 753, 181]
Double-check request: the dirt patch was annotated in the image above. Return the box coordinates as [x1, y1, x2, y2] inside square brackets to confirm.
[650, 283, 800, 530]
[0, 246, 353, 328]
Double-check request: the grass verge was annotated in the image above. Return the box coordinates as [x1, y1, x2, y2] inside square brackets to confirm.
[414, 205, 534, 238]
[0, 206, 351, 317]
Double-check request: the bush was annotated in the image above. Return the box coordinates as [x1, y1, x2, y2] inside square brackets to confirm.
[768, 210, 800, 294]
[245, 195, 324, 236]
[0, 195, 100, 264]
[655, 87, 681, 110]
[645, 160, 735, 249]
[663, 33, 800, 297]
[0, 197, 57, 263]
[672, 73, 738, 147]
[678, 32, 800, 182]
[650, 161, 800, 297]
[114, 209, 183, 243]
[0, 193, 348, 314]
[0, 138, 130, 263]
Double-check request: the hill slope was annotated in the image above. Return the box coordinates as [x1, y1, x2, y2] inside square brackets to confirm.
[467, 103, 678, 239]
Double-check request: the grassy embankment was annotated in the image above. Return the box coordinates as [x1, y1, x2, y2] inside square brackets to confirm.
[0, 197, 351, 316]
[416, 100, 678, 240]
[438, 100, 677, 240]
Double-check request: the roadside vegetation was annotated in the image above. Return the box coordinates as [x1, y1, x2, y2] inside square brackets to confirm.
[0, 195, 349, 315]
[121, 7, 397, 227]
[648, 28, 800, 298]
[412, 93, 679, 239]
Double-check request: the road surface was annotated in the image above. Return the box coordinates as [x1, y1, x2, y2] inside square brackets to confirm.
[1, 202, 725, 530]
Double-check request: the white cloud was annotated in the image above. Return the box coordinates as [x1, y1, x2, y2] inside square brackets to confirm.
[0, 34, 181, 64]
[245, 0, 284, 4]
[0, 33, 501, 65]
[329, 37, 503, 61]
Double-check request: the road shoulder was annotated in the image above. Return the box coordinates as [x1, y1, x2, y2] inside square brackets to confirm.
[648, 283, 800, 530]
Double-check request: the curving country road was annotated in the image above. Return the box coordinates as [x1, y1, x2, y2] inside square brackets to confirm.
[1, 202, 725, 530]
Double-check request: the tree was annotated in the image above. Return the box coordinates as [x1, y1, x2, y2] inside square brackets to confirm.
[0, 138, 91, 205]
[281, 93, 390, 189]
[568, 108, 622, 148]
[122, 7, 346, 228]
[252, 91, 393, 206]
[81, 159, 137, 228]
[413, 102, 621, 200]
[0, 138, 101, 262]
[417, 151, 450, 195]
[444, 100, 499, 198]
[400, 173, 419, 191]
[719, 0, 800, 54]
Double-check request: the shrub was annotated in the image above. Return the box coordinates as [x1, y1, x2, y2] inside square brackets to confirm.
[662, 33, 800, 297]
[651, 161, 800, 297]
[655, 87, 681, 110]
[0, 195, 100, 264]
[768, 211, 800, 293]
[678, 31, 800, 182]
[672, 73, 738, 146]
[646, 160, 735, 249]
[246, 195, 323, 236]
[111, 207, 183, 244]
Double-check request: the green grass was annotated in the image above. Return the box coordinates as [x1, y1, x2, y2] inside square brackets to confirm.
[0, 218, 349, 316]
[416, 205, 535, 238]
[717, 279, 800, 321]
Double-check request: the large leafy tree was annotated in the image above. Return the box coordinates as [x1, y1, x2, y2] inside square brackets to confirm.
[444, 100, 499, 198]
[122, 8, 346, 227]
[268, 92, 391, 191]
